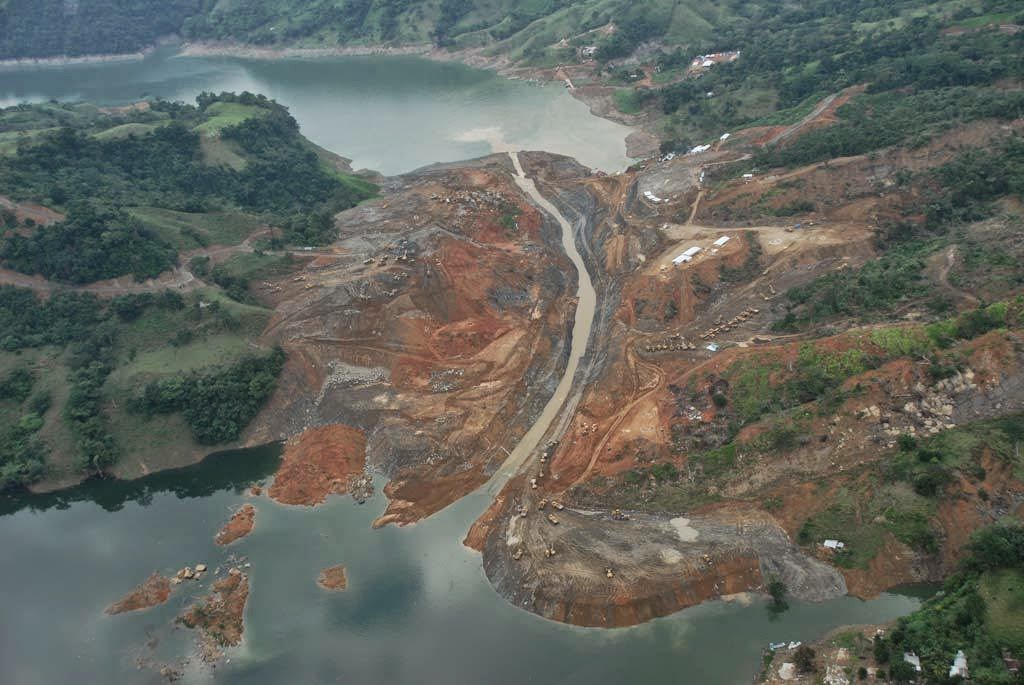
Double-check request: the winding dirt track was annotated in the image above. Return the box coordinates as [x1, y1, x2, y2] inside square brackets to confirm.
[569, 346, 665, 489]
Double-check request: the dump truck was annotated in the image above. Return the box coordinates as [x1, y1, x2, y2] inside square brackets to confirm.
[537, 499, 549, 510]
[551, 501, 564, 511]
[547, 514, 560, 525]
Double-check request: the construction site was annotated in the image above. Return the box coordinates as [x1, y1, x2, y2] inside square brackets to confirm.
[79, 94, 1019, 630]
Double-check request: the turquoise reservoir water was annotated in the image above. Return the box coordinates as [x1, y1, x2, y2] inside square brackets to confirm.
[0, 444, 921, 684]
[0, 49, 632, 175]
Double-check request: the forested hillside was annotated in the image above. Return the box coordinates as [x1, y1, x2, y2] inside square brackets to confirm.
[3, 0, 1022, 64]
[0, 92, 375, 282]
[0, 94, 375, 492]
[4, 1, 1024, 156]
[0, 0, 201, 59]
[0, 0, 730, 58]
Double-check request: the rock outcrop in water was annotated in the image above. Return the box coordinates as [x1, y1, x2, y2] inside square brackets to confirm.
[317, 565, 348, 591]
[178, 571, 250, 661]
[214, 504, 257, 545]
[105, 572, 172, 615]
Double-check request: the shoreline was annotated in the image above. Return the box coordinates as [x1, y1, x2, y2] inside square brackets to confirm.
[177, 40, 517, 75]
[0, 49, 151, 69]
[0, 38, 651, 157]
[178, 41, 435, 61]
[177, 41, 654, 156]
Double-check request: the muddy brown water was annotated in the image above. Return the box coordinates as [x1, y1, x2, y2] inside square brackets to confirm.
[0, 59, 924, 684]
[484, 151, 598, 487]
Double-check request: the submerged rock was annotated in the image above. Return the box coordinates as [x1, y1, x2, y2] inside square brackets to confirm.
[317, 564, 348, 591]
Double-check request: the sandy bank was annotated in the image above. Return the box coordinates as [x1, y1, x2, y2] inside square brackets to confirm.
[179, 41, 434, 60]
[0, 50, 150, 69]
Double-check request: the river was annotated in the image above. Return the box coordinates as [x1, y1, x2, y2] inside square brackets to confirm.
[0, 54, 922, 684]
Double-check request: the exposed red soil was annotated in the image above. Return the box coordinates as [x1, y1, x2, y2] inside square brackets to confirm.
[491, 146, 1023, 624]
[268, 425, 367, 506]
[533, 552, 763, 628]
[464, 480, 518, 551]
[317, 565, 348, 591]
[105, 572, 171, 615]
[373, 464, 487, 527]
[701, 119, 1024, 225]
[214, 504, 256, 545]
[0, 195, 64, 226]
[239, 159, 577, 529]
[842, 535, 921, 598]
[178, 572, 249, 649]
[934, 448, 1024, 569]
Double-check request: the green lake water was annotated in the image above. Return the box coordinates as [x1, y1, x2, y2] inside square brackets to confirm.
[0, 53, 923, 684]
[0, 48, 632, 175]
[0, 444, 920, 684]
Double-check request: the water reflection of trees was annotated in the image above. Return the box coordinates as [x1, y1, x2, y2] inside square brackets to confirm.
[0, 443, 281, 516]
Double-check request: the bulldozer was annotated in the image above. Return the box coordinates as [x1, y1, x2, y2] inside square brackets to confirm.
[605, 567, 615, 579]
[512, 548, 524, 560]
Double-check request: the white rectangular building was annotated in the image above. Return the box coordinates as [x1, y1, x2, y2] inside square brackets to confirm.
[672, 246, 702, 264]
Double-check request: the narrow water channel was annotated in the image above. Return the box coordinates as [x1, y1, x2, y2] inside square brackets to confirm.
[485, 152, 597, 488]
